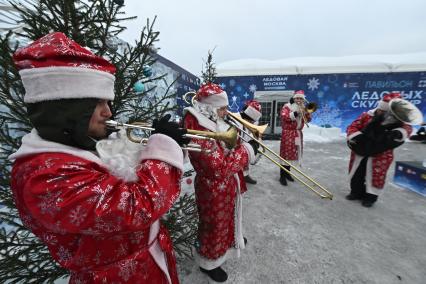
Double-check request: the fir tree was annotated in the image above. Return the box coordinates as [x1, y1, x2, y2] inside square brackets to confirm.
[201, 48, 217, 84]
[0, 1, 197, 282]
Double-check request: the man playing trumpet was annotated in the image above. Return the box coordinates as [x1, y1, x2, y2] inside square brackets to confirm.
[9, 32, 187, 284]
[279, 90, 312, 186]
[183, 83, 258, 283]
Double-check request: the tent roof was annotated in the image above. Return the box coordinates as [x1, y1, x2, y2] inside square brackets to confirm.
[216, 52, 426, 76]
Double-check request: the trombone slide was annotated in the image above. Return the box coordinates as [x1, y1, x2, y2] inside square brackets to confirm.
[226, 114, 333, 200]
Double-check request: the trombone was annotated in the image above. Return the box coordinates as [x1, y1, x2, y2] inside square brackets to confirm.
[226, 112, 333, 200]
[105, 120, 239, 153]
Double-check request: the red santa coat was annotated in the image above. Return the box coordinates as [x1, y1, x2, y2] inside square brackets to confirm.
[9, 130, 183, 284]
[280, 103, 311, 163]
[347, 111, 412, 195]
[183, 108, 254, 270]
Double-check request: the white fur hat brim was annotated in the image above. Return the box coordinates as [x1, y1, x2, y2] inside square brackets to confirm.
[293, 93, 305, 99]
[20, 66, 115, 103]
[199, 91, 229, 107]
[244, 105, 262, 121]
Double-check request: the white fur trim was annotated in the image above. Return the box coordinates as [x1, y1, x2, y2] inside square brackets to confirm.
[347, 131, 363, 141]
[393, 127, 408, 142]
[348, 154, 363, 181]
[290, 111, 297, 121]
[365, 157, 384, 196]
[194, 246, 241, 271]
[293, 93, 305, 99]
[199, 91, 228, 107]
[184, 107, 217, 132]
[242, 142, 256, 164]
[244, 106, 261, 122]
[377, 101, 389, 111]
[149, 221, 172, 284]
[348, 155, 384, 196]
[234, 173, 245, 250]
[8, 129, 103, 164]
[295, 130, 302, 166]
[140, 134, 184, 172]
[20, 67, 115, 103]
[366, 109, 376, 116]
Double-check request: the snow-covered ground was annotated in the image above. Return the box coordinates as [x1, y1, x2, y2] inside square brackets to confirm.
[179, 129, 426, 284]
[44, 126, 426, 284]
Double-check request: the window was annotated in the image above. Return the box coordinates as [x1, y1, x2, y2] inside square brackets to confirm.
[259, 102, 272, 126]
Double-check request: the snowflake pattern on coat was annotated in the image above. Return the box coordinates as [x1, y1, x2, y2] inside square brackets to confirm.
[11, 152, 180, 284]
[13, 32, 116, 74]
[184, 113, 249, 260]
[280, 103, 311, 161]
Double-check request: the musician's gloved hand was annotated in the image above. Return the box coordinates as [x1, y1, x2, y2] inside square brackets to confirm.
[152, 114, 190, 146]
[293, 111, 299, 118]
[362, 112, 385, 138]
[389, 130, 403, 140]
[248, 139, 259, 155]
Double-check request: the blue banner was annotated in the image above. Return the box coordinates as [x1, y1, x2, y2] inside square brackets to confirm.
[208, 72, 426, 132]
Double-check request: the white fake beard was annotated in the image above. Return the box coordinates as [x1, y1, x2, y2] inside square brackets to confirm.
[289, 102, 301, 112]
[216, 118, 230, 133]
[96, 130, 144, 181]
[194, 101, 219, 122]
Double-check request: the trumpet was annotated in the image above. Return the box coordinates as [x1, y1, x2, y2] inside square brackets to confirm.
[226, 112, 333, 200]
[105, 120, 239, 153]
[297, 101, 317, 127]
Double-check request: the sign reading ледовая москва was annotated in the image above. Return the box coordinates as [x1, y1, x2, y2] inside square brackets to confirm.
[209, 72, 426, 132]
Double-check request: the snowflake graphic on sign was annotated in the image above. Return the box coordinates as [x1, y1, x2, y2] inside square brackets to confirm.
[315, 103, 342, 127]
[307, 77, 320, 91]
[249, 84, 257, 93]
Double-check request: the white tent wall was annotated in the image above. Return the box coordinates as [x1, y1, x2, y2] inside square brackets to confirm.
[216, 52, 426, 76]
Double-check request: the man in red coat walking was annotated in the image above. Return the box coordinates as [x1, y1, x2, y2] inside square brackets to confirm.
[279, 90, 312, 186]
[183, 83, 258, 283]
[346, 93, 413, 207]
[9, 32, 186, 283]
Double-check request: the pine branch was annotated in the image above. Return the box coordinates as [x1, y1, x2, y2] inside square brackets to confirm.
[1, 1, 195, 282]
[163, 193, 199, 259]
[201, 48, 218, 84]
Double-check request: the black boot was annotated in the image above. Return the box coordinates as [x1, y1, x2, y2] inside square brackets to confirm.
[362, 193, 377, 208]
[284, 166, 294, 182]
[345, 194, 361, 201]
[244, 175, 257, 184]
[280, 169, 287, 186]
[200, 266, 228, 282]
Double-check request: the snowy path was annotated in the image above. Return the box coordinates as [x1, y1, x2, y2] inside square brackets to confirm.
[179, 140, 426, 284]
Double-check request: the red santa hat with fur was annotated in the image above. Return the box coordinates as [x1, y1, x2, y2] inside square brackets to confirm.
[195, 82, 229, 107]
[243, 100, 262, 121]
[13, 32, 116, 103]
[377, 92, 402, 111]
[293, 90, 306, 100]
